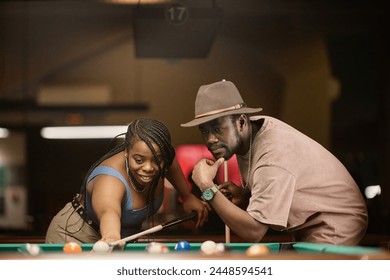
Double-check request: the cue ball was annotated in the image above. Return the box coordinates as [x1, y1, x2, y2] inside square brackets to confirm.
[174, 240, 191, 251]
[245, 244, 270, 257]
[63, 242, 82, 253]
[146, 242, 169, 254]
[25, 243, 40, 256]
[93, 241, 110, 253]
[200, 240, 217, 255]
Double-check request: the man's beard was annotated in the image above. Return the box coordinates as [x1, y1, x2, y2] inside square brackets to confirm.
[211, 128, 242, 160]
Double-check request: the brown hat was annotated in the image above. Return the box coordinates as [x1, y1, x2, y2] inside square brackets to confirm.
[181, 80, 262, 127]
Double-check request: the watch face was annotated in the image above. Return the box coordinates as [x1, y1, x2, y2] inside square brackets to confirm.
[202, 189, 214, 201]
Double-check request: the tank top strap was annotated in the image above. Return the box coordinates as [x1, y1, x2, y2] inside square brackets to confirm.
[87, 165, 131, 208]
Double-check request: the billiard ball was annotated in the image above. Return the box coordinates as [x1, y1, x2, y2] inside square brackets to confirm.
[146, 242, 169, 254]
[245, 244, 270, 256]
[200, 240, 217, 255]
[174, 240, 191, 251]
[215, 243, 226, 253]
[92, 241, 110, 253]
[63, 241, 82, 253]
[25, 243, 40, 256]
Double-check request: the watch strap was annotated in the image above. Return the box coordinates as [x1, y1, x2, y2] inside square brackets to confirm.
[211, 184, 219, 193]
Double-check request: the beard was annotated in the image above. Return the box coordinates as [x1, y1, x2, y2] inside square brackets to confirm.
[209, 127, 242, 160]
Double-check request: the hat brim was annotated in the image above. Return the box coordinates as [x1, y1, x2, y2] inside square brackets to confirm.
[181, 107, 262, 127]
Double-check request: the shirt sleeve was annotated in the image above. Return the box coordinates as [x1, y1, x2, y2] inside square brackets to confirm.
[246, 165, 296, 228]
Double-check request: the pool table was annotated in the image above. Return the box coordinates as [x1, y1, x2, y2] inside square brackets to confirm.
[0, 242, 389, 260]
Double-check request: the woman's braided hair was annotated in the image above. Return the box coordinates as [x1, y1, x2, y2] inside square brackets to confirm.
[125, 118, 175, 177]
[80, 118, 176, 228]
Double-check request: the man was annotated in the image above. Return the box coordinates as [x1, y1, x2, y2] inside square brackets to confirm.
[181, 80, 368, 245]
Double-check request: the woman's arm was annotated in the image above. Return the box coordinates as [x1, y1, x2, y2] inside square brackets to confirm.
[90, 175, 126, 244]
[166, 158, 211, 227]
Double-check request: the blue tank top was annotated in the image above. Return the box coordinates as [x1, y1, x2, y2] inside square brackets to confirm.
[85, 166, 164, 237]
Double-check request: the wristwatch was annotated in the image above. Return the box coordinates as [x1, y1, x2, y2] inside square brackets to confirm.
[201, 184, 219, 201]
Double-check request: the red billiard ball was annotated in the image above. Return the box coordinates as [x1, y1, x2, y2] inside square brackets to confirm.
[63, 242, 82, 254]
[174, 240, 191, 251]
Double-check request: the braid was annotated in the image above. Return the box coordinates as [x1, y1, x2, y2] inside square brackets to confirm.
[79, 118, 176, 231]
[124, 118, 176, 226]
[125, 118, 175, 178]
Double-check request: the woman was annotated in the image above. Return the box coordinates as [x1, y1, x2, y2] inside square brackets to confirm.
[46, 118, 210, 244]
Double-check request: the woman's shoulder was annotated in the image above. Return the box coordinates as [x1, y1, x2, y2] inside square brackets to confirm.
[89, 153, 126, 183]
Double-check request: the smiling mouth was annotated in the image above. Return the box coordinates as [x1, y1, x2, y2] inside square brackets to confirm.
[138, 174, 154, 183]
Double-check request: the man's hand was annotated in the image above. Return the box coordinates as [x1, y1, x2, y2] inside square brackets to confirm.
[218, 181, 250, 209]
[192, 158, 224, 190]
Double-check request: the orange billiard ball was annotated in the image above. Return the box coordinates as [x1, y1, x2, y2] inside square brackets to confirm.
[245, 244, 270, 257]
[63, 242, 82, 253]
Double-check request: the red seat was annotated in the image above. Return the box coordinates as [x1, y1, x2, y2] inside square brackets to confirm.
[175, 144, 241, 190]
[169, 144, 243, 234]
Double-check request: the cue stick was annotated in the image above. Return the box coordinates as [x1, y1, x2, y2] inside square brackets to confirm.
[224, 161, 231, 244]
[108, 211, 198, 247]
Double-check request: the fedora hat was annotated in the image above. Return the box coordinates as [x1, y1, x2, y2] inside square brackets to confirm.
[181, 80, 262, 127]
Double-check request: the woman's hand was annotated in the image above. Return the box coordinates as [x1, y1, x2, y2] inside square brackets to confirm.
[181, 193, 211, 227]
[97, 237, 125, 252]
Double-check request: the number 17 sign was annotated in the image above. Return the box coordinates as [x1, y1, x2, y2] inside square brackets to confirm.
[165, 3, 189, 25]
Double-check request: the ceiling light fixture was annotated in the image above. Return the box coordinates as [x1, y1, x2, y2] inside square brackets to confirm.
[0, 128, 10, 138]
[102, 0, 171, 4]
[41, 125, 128, 139]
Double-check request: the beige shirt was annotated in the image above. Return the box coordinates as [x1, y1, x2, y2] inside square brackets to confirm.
[240, 116, 368, 245]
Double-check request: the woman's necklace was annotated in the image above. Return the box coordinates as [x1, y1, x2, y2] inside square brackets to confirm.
[239, 128, 252, 188]
[125, 156, 147, 193]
